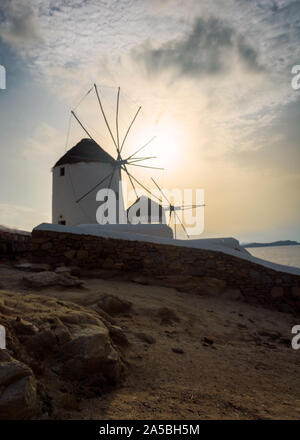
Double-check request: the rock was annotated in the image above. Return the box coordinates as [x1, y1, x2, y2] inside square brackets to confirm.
[109, 325, 129, 347]
[0, 290, 124, 413]
[15, 263, 51, 272]
[55, 266, 71, 276]
[270, 286, 284, 299]
[291, 287, 300, 299]
[278, 303, 293, 314]
[156, 307, 180, 325]
[0, 376, 37, 419]
[41, 242, 53, 250]
[222, 289, 242, 301]
[203, 337, 214, 345]
[64, 250, 76, 260]
[89, 304, 116, 324]
[76, 250, 89, 260]
[0, 357, 37, 420]
[132, 276, 150, 285]
[97, 294, 132, 316]
[13, 318, 39, 335]
[171, 347, 184, 354]
[59, 393, 78, 410]
[61, 324, 122, 385]
[69, 266, 81, 277]
[22, 271, 84, 288]
[135, 332, 156, 345]
[0, 357, 32, 387]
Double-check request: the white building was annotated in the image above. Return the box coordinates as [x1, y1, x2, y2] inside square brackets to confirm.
[52, 138, 125, 225]
[127, 195, 166, 225]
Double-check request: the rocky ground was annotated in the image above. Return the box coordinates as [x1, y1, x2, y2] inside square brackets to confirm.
[0, 262, 299, 420]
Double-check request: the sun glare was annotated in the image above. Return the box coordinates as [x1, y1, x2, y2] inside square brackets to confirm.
[152, 119, 184, 169]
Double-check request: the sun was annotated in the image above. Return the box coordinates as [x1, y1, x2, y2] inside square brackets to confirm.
[152, 118, 184, 169]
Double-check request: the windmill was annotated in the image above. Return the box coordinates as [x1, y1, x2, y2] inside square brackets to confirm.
[70, 84, 164, 206]
[151, 178, 205, 239]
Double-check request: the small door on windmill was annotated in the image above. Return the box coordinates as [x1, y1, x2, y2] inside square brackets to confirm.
[127, 196, 166, 224]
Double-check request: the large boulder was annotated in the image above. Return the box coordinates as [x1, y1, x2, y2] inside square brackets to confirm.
[0, 291, 124, 418]
[97, 294, 132, 316]
[22, 271, 84, 288]
[0, 351, 37, 419]
[61, 325, 122, 384]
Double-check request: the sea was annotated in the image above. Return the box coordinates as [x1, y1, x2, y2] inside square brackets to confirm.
[247, 245, 300, 269]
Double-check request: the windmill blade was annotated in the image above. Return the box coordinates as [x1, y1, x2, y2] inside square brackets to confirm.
[71, 111, 97, 143]
[119, 106, 142, 154]
[122, 165, 138, 199]
[129, 163, 164, 170]
[151, 177, 172, 206]
[73, 85, 93, 111]
[125, 169, 162, 203]
[76, 169, 115, 203]
[174, 209, 190, 239]
[94, 84, 119, 155]
[181, 204, 206, 210]
[116, 86, 120, 154]
[127, 136, 156, 160]
[128, 156, 157, 163]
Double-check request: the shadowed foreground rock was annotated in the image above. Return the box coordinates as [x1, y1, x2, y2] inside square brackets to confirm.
[0, 291, 124, 419]
[0, 351, 37, 419]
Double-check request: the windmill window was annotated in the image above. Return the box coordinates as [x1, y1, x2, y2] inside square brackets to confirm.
[60, 167, 65, 176]
[58, 216, 66, 225]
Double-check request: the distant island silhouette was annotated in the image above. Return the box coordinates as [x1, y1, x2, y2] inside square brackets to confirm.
[243, 240, 300, 248]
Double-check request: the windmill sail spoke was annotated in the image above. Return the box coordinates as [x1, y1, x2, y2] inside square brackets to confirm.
[94, 84, 119, 154]
[181, 204, 205, 210]
[76, 169, 115, 203]
[116, 87, 120, 154]
[120, 106, 142, 153]
[123, 165, 138, 199]
[127, 136, 156, 160]
[129, 163, 164, 170]
[151, 177, 171, 206]
[125, 170, 162, 203]
[71, 111, 96, 143]
[174, 210, 190, 239]
[128, 156, 157, 163]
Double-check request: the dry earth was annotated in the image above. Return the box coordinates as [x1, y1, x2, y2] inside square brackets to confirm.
[0, 263, 299, 419]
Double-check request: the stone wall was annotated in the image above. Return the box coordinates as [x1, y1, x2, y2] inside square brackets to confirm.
[0, 230, 31, 258]
[32, 229, 300, 314]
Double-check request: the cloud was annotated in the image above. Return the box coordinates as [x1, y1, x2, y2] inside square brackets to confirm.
[132, 17, 263, 79]
[0, 0, 42, 48]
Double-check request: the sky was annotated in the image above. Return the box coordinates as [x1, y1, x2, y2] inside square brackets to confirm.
[0, 0, 299, 242]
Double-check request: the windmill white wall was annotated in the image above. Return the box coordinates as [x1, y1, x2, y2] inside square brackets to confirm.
[127, 195, 166, 225]
[52, 139, 125, 226]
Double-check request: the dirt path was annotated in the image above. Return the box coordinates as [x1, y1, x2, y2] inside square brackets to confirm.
[0, 264, 299, 419]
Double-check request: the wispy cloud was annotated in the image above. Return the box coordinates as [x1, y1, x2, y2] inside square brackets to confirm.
[132, 17, 264, 79]
[0, 0, 42, 48]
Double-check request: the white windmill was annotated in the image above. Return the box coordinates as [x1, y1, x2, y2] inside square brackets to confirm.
[52, 84, 163, 226]
[151, 178, 205, 239]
